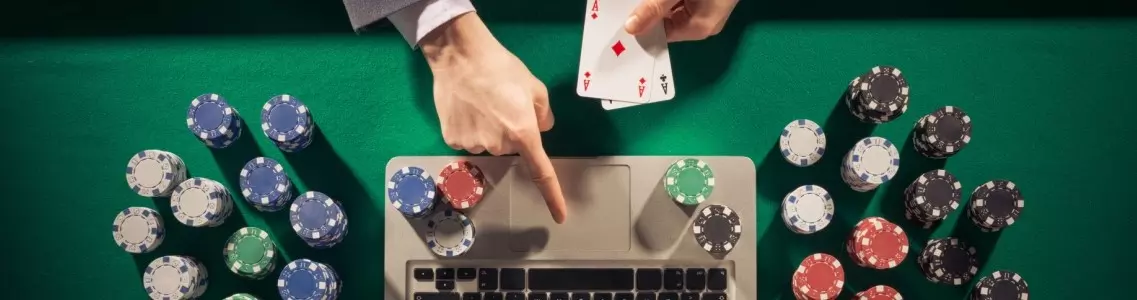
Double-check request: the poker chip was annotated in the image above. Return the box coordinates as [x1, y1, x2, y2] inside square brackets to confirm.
[387, 166, 438, 219]
[791, 253, 844, 300]
[438, 160, 486, 210]
[112, 207, 165, 254]
[664, 158, 716, 206]
[125, 149, 188, 197]
[846, 217, 909, 270]
[844, 66, 910, 124]
[171, 177, 235, 228]
[904, 169, 963, 224]
[289, 191, 349, 249]
[781, 185, 834, 234]
[277, 259, 340, 300]
[261, 94, 316, 153]
[971, 270, 1029, 300]
[918, 237, 978, 285]
[239, 157, 294, 212]
[968, 180, 1024, 232]
[426, 209, 476, 257]
[186, 93, 243, 149]
[841, 137, 900, 192]
[224, 293, 261, 300]
[855, 285, 902, 300]
[143, 255, 209, 300]
[912, 106, 972, 159]
[780, 119, 827, 167]
[224, 227, 278, 279]
[692, 204, 742, 255]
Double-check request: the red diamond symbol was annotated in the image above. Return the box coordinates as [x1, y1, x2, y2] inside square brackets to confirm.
[611, 41, 625, 56]
[591, 13, 598, 19]
[639, 77, 646, 84]
[584, 72, 591, 78]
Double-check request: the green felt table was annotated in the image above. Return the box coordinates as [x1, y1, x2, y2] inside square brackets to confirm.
[2, 0, 1135, 299]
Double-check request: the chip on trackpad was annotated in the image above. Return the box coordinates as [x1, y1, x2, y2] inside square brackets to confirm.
[508, 163, 631, 252]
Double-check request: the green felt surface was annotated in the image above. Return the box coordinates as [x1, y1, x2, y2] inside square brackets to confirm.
[1, 1, 1136, 299]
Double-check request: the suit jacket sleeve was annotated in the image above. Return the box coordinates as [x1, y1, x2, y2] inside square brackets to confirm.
[343, 0, 476, 48]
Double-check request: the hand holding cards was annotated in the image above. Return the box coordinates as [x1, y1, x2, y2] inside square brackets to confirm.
[576, 0, 675, 110]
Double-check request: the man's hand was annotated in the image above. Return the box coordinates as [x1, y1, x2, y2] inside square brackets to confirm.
[419, 13, 568, 224]
[624, 0, 739, 42]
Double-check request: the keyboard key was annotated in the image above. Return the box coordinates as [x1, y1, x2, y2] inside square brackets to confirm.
[485, 292, 504, 300]
[501, 268, 526, 290]
[528, 292, 548, 300]
[680, 293, 699, 300]
[479, 269, 499, 291]
[614, 293, 634, 300]
[663, 269, 684, 290]
[658, 292, 679, 300]
[571, 293, 591, 300]
[707, 269, 727, 291]
[635, 292, 657, 300]
[463, 293, 482, 300]
[528, 268, 635, 291]
[636, 269, 662, 290]
[593, 293, 613, 300]
[550, 293, 570, 300]
[415, 268, 434, 281]
[437, 280, 455, 290]
[458, 268, 478, 280]
[507, 292, 525, 300]
[685, 269, 706, 291]
[414, 293, 460, 300]
[437, 268, 456, 280]
[704, 293, 726, 300]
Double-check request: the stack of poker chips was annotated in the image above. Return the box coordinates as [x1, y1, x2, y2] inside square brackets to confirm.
[278, 259, 341, 300]
[426, 209, 477, 257]
[664, 158, 716, 206]
[779, 119, 827, 167]
[224, 294, 261, 300]
[143, 255, 209, 300]
[791, 253, 844, 300]
[290, 191, 349, 249]
[186, 93, 244, 149]
[125, 149, 188, 197]
[971, 270, 1029, 300]
[388, 166, 439, 219]
[918, 237, 978, 285]
[261, 94, 316, 153]
[854, 285, 902, 300]
[111, 207, 166, 254]
[239, 157, 295, 212]
[912, 106, 973, 159]
[780, 185, 834, 235]
[904, 169, 963, 228]
[844, 217, 909, 270]
[691, 204, 743, 255]
[967, 180, 1025, 232]
[224, 227, 278, 279]
[438, 160, 488, 210]
[171, 178, 235, 228]
[840, 137, 900, 192]
[844, 66, 910, 124]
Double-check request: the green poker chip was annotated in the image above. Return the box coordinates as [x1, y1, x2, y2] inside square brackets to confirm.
[224, 293, 261, 300]
[224, 227, 277, 279]
[664, 158, 715, 205]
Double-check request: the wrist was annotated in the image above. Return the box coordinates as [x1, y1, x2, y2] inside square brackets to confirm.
[420, 12, 496, 69]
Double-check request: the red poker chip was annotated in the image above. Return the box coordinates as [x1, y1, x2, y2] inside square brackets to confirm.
[850, 217, 908, 270]
[439, 160, 486, 210]
[791, 253, 844, 300]
[855, 285, 902, 299]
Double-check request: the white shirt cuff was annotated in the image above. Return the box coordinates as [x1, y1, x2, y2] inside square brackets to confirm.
[387, 0, 476, 48]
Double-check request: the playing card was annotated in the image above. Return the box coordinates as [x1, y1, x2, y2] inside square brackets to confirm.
[602, 39, 674, 110]
[577, 0, 665, 103]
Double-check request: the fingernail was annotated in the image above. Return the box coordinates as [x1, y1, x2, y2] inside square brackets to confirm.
[624, 16, 639, 33]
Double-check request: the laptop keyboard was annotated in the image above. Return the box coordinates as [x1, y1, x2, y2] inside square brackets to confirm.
[411, 266, 730, 300]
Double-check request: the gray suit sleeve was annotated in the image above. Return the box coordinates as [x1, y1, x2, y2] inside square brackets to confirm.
[342, 0, 423, 31]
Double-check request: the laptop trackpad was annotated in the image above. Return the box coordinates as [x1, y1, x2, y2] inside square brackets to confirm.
[508, 163, 631, 252]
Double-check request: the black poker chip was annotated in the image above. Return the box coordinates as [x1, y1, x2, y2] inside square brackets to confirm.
[692, 204, 743, 255]
[968, 180, 1024, 231]
[918, 238, 978, 286]
[912, 106, 972, 159]
[970, 270, 1029, 300]
[844, 66, 909, 124]
[904, 169, 963, 223]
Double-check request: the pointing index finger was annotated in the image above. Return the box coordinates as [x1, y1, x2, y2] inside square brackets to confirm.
[517, 133, 567, 224]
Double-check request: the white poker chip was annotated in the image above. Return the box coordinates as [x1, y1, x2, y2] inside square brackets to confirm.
[112, 207, 165, 254]
[425, 209, 475, 257]
[171, 178, 231, 227]
[779, 119, 827, 167]
[845, 137, 900, 186]
[781, 185, 834, 234]
[144, 255, 206, 300]
[126, 150, 187, 197]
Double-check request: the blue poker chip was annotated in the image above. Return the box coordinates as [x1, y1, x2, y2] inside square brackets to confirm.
[261, 94, 312, 143]
[290, 191, 348, 248]
[239, 157, 292, 211]
[187, 93, 236, 140]
[309, 202, 348, 249]
[387, 166, 437, 218]
[278, 259, 333, 300]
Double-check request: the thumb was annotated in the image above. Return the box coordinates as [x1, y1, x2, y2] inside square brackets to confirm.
[625, 0, 682, 34]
